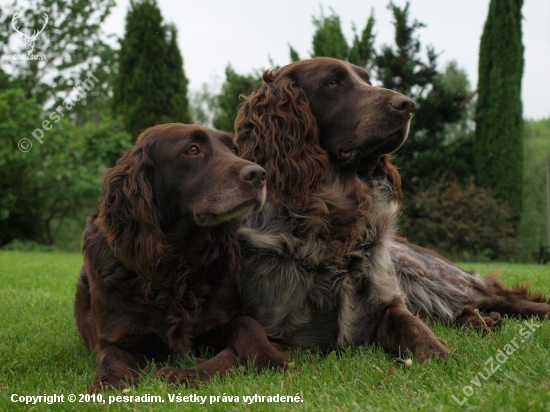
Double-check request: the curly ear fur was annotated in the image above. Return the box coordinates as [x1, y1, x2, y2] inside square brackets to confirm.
[376, 155, 403, 203]
[234, 70, 329, 209]
[93, 142, 166, 280]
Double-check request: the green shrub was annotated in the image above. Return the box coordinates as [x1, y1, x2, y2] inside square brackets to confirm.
[0, 89, 131, 248]
[534, 246, 550, 265]
[1, 239, 60, 252]
[518, 118, 550, 262]
[400, 178, 521, 261]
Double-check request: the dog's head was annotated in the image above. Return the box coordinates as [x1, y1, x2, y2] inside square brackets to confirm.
[235, 57, 412, 205]
[95, 123, 266, 275]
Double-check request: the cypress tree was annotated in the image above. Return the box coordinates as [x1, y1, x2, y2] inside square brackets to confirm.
[475, 0, 524, 220]
[113, 0, 191, 138]
[375, 1, 465, 192]
[165, 24, 192, 125]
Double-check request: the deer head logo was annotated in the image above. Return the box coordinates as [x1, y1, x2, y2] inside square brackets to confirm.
[11, 12, 49, 55]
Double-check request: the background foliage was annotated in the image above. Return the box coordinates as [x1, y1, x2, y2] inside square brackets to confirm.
[0, 0, 189, 248]
[518, 118, 550, 261]
[0, 88, 131, 246]
[0, 0, 117, 121]
[402, 178, 521, 261]
[0, 0, 547, 262]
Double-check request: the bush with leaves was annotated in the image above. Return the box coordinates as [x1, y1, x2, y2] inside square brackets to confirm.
[400, 178, 521, 261]
[0, 88, 132, 246]
[518, 118, 550, 261]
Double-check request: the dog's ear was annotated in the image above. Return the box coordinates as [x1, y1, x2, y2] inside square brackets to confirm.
[376, 155, 403, 202]
[94, 141, 166, 281]
[235, 69, 329, 209]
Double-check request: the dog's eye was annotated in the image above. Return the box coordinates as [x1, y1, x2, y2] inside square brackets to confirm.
[327, 79, 339, 87]
[186, 145, 200, 156]
[231, 146, 240, 156]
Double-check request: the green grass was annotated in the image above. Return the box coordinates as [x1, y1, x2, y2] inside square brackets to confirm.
[0, 251, 549, 411]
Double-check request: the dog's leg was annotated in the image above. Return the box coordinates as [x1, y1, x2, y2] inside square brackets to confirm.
[155, 316, 287, 387]
[228, 316, 288, 371]
[374, 297, 450, 362]
[74, 267, 98, 352]
[469, 273, 550, 320]
[455, 306, 503, 331]
[391, 238, 550, 324]
[88, 346, 146, 393]
[155, 347, 238, 387]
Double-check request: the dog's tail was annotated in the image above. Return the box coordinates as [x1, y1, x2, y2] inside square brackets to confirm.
[471, 271, 550, 318]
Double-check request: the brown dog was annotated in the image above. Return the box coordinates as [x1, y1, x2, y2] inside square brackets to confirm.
[235, 57, 449, 359]
[234, 57, 549, 359]
[74, 123, 286, 392]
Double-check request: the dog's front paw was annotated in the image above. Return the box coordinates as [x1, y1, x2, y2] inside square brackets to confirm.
[87, 378, 128, 393]
[155, 366, 205, 387]
[251, 352, 289, 372]
[410, 336, 450, 363]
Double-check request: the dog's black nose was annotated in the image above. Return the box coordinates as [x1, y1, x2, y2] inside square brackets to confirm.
[240, 165, 267, 188]
[389, 95, 415, 115]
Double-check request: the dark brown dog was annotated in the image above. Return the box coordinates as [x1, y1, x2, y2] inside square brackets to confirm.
[234, 57, 549, 360]
[235, 57, 449, 359]
[74, 123, 286, 392]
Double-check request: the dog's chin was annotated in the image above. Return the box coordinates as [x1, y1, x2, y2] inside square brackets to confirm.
[338, 126, 409, 168]
[193, 197, 265, 227]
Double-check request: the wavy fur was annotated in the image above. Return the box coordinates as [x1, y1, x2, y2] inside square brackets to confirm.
[94, 138, 166, 285]
[235, 70, 329, 209]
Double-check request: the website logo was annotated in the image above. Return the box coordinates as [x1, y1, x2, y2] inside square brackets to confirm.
[10, 11, 48, 61]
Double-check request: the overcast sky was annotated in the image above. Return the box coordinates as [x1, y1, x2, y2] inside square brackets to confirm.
[105, 0, 550, 120]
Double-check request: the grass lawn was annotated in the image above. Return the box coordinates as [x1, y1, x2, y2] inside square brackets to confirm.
[0, 251, 549, 411]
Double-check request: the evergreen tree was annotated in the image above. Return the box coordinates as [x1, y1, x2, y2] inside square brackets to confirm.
[475, 0, 524, 219]
[375, 1, 466, 192]
[289, 45, 300, 62]
[213, 65, 262, 132]
[375, 2, 435, 95]
[283, 2, 471, 192]
[310, 8, 349, 60]
[349, 11, 376, 70]
[288, 7, 376, 69]
[113, 0, 191, 138]
[165, 24, 192, 124]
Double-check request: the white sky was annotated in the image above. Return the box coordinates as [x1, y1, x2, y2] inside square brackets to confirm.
[79, 0, 550, 120]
